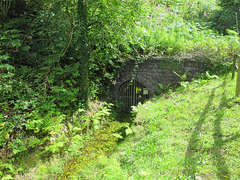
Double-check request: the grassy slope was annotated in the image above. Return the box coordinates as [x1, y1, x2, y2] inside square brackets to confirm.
[98, 73, 240, 180]
[13, 0, 240, 178]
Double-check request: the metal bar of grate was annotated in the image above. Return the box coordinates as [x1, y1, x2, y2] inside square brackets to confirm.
[118, 80, 149, 111]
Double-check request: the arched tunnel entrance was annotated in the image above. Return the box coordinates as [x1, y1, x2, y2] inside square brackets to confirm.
[114, 58, 203, 111]
[118, 81, 149, 111]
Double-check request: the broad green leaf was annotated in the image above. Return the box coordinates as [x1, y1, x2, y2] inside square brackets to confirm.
[2, 174, 14, 180]
[11, 34, 22, 38]
[0, 64, 15, 70]
[112, 133, 123, 139]
[1, 36, 8, 40]
[29, 53, 37, 57]
[7, 39, 21, 47]
[28, 137, 41, 148]
[126, 127, 133, 135]
[13, 145, 27, 154]
[56, 142, 64, 147]
[21, 45, 30, 51]
[8, 29, 21, 34]
[19, 146, 27, 152]
[0, 55, 10, 61]
[72, 135, 82, 142]
[1, 163, 14, 170]
[16, 168, 24, 172]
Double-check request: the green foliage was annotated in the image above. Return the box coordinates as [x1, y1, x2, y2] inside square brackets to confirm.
[173, 71, 190, 87]
[0, 162, 23, 180]
[86, 0, 143, 95]
[211, 0, 240, 34]
[58, 120, 127, 179]
[76, 0, 89, 105]
[26, 112, 67, 154]
[219, 0, 239, 8]
[201, 71, 219, 80]
[131, 102, 143, 117]
[157, 83, 172, 94]
[0, 122, 9, 147]
[0, 98, 119, 178]
[0, 25, 20, 101]
[101, 157, 126, 180]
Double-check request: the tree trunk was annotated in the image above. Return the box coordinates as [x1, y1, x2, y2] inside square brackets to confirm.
[77, 0, 89, 106]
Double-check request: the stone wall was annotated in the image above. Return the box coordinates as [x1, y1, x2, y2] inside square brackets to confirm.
[113, 56, 203, 101]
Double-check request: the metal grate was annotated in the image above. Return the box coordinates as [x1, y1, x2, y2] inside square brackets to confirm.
[118, 81, 149, 111]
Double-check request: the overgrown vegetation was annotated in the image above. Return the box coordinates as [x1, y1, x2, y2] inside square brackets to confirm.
[1, 0, 240, 179]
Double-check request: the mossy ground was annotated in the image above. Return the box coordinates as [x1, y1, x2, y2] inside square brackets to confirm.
[59, 121, 121, 179]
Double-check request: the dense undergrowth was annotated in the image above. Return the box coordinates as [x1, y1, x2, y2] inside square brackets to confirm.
[1, 0, 240, 179]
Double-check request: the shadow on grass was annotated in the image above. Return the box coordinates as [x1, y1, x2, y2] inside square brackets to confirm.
[184, 77, 239, 179]
[212, 80, 229, 179]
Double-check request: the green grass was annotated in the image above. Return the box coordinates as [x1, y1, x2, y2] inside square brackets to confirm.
[91, 73, 240, 179]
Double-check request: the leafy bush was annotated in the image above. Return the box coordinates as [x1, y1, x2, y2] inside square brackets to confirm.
[211, 0, 240, 34]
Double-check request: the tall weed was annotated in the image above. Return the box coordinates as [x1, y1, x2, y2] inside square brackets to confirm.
[127, 0, 240, 64]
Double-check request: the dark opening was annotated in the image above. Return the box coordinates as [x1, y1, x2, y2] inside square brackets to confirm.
[118, 81, 149, 111]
